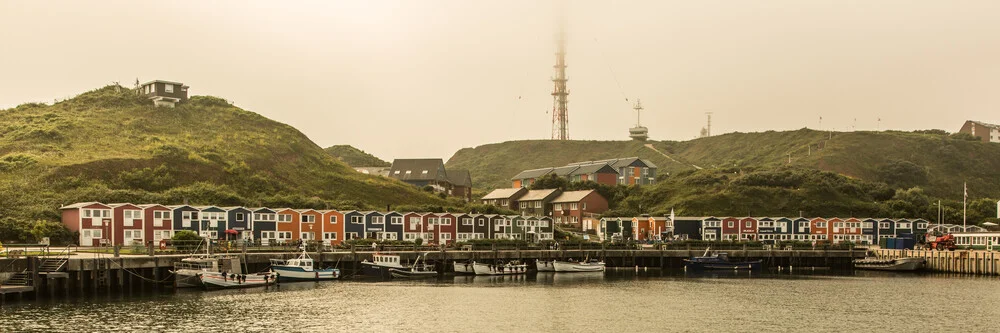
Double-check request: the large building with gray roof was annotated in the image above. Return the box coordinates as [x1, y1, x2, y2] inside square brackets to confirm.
[511, 157, 656, 188]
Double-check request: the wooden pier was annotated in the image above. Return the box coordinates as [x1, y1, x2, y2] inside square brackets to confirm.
[876, 249, 1000, 276]
[1, 248, 864, 304]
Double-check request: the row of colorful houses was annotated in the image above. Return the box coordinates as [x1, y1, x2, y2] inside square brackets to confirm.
[600, 216, 931, 244]
[59, 202, 555, 247]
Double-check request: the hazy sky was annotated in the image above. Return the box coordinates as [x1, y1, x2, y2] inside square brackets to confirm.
[2, 1, 1000, 161]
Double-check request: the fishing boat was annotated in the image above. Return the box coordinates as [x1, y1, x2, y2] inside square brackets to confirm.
[684, 248, 762, 271]
[169, 239, 237, 288]
[388, 253, 438, 279]
[360, 253, 407, 279]
[453, 261, 476, 275]
[853, 257, 925, 271]
[199, 271, 275, 290]
[472, 260, 529, 275]
[553, 259, 606, 273]
[270, 248, 340, 282]
[536, 260, 556, 272]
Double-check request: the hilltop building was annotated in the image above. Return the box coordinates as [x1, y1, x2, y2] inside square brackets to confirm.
[959, 120, 1000, 143]
[629, 100, 649, 141]
[139, 80, 188, 107]
[511, 157, 657, 188]
[387, 158, 471, 201]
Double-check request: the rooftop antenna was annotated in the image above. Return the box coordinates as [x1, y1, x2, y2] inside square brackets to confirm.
[550, 18, 569, 140]
[705, 112, 713, 137]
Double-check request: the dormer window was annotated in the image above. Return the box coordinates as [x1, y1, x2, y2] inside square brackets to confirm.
[421, 170, 428, 175]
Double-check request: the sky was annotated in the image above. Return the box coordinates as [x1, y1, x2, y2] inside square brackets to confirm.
[2, 1, 1000, 161]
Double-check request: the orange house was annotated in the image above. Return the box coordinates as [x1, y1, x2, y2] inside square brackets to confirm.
[810, 218, 829, 242]
[274, 208, 301, 243]
[298, 209, 322, 243]
[320, 210, 345, 246]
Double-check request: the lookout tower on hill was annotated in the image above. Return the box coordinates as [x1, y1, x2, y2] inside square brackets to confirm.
[629, 99, 649, 141]
[139, 80, 188, 108]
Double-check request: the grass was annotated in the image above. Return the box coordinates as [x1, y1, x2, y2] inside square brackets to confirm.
[324, 145, 390, 167]
[0, 85, 446, 222]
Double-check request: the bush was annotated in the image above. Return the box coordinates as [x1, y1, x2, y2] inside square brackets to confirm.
[172, 230, 203, 251]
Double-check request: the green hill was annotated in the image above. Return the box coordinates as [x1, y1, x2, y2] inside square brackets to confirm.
[447, 130, 1000, 222]
[0, 85, 444, 221]
[324, 145, 390, 167]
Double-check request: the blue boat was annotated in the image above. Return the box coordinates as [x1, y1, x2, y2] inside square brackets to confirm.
[684, 249, 762, 271]
[270, 249, 340, 282]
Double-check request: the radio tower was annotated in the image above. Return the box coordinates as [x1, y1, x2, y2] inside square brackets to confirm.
[551, 24, 569, 140]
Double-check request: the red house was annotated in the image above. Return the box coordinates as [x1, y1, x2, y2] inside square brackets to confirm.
[108, 203, 145, 246]
[60, 202, 113, 247]
[429, 213, 456, 245]
[550, 190, 608, 228]
[739, 217, 758, 241]
[721, 217, 740, 240]
[139, 204, 174, 244]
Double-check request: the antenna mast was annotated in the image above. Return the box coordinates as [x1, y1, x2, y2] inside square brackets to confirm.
[551, 21, 569, 140]
[705, 112, 713, 137]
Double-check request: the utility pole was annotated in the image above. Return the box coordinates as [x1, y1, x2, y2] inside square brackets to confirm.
[706, 112, 713, 137]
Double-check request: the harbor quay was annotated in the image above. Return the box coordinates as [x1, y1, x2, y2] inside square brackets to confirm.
[1, 248, 864, 303]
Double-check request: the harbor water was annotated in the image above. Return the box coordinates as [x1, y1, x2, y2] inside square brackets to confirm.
[1, 270, 998, 332]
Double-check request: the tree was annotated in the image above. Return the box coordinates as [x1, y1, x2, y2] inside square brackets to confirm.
[530, 174, 569, 190]
[876, 160, 928, 188]
[172, 230, 203, 251]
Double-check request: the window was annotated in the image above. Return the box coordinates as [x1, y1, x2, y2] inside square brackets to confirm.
[191, 212, 199, 219]
[421, 170, 428, 175]
[278, 214, 292, 222]
[745, 221, 751, 228]
[428, 218, 439, 225]
[519, 202, 527, 209]
[323, 232, 338, 240]
[442, 218, 451, 225]
[728, 221, 734, 228]
[478, 218, 485, 226]
[165, 84, 174, 93]
[405, 170, 412, 175]
[371, 216, 384, 224]
[330, 215, 339, 223]
[917, 223, 927, 229]
[236, 213, 245, 221]
[409, 217, 421, 230]
[534, 201, 542, 208]
[863, 222, 873, 228]
[817, 222, 827, 228]
[582, 202, 587, 210]
[570, 203, 578, 210]
[346, 232, 359, 240]
[351, 216, 363, 224]
[302, 215, 315, 223]
[462, 218, 473, 226]
[391, 216, 403, 225]
[442, 233, 451, 240]
[394, 170, 400, 175]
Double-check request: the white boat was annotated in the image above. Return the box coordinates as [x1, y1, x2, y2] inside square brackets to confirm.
[553, 260, 606, 272]
[472, 261, 528, 275]
[361, 253, 408, 279]
[169, 239, 237, 288]
[270, 248, 340, 282]
[453, 261, 476, 275]
[854, 257, 925, 271]
[200, 271, 275, 290]
[536, 260, 556, 272]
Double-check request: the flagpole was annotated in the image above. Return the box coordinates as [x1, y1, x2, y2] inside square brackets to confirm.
[963, 182, 967, 230]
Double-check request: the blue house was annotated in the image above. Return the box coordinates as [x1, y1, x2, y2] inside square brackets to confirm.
[169, 205, 200, 234]
[792, 217, 811, 241]
[382, 211, 404, 241]
[774, 217, 793, 241]
[672, 217, 703, 240]
[757, 217, 776, 243]
[342, 210, 367, 240]
[878, 218, 896, 240]
[251, 207, 277, 242]
[861, 218, 879, 244]
[223, 206, 252, 240]
[194, 206, 227, 239]
[362, 211, 386, 240]
[701, 217, 721, 241]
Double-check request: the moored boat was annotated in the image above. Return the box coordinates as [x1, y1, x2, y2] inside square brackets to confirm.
[172, 257, 220, 288]
[684, 249, 761, 271]
[472, 261, 528, 275]
[361, 253, 407, 279]
[270, 248, 340, 282]
[199, 271, 275, 290]
[453, 261, 476, 275]
[388, 253, 437, 279]
[853, 257, 925, 271]
[553, 260, 606, 273]
[536, 260, 556, 272]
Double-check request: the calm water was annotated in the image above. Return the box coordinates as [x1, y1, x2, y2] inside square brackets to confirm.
[2, 270, 999, 332]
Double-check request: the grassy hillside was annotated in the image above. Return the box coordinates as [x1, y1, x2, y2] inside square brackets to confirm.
[0, 85, 444, 221]
[324, 145, 390, 167]
[448, 129, 1000, 198]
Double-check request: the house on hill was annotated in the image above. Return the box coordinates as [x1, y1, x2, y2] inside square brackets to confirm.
[959, 120, 1000, 143]
[389, 158, 453, 194]
[550, 190, 608, 228]
[516, 189, 561, 217]
[448, 169, 473, 202]
[139, 80, 189, 108]
[481, 187, 528, 210]
[511, 157, 656, 188]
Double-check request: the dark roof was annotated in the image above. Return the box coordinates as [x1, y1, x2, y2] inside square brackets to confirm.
[571, 163, 618, 176]
[481, 187, 527, 200]
[552, 166, 579, 176]
[389, 159, 448, 182]
[519, 189, 561, 201]
[969, 120, 1000, 129]
[511, 167, 554, 180]
[447, 169, 472, 187]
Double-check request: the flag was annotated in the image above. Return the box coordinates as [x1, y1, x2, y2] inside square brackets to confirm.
[670, 208, 675, 223]
[964, 182, 968, 201]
